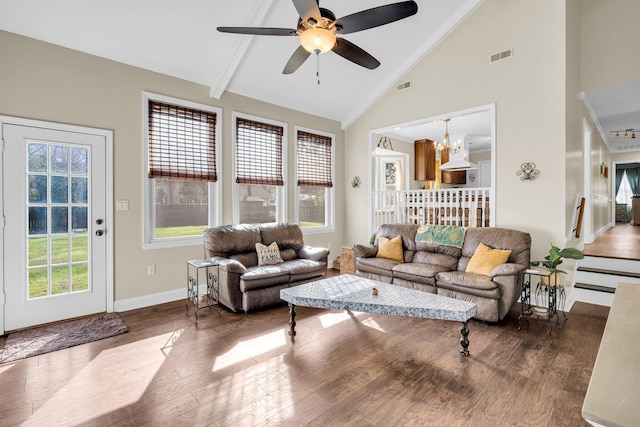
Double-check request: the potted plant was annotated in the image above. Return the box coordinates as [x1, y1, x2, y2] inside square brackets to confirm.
[530, 244, 584, 286]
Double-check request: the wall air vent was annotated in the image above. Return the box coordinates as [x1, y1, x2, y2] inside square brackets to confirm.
[396, 81, 412, 91]
[490, 48, 513, 64]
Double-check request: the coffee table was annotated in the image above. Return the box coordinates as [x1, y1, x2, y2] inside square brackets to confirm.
[280, 274, 478, 356]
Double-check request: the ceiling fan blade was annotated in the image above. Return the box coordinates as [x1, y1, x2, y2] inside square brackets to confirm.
[283, 45, 311, 74]
[217, 27, 297, 36]
[332, 38, 380, 70]
[292, 0, 321, 25]
[334, 1, 418, 35]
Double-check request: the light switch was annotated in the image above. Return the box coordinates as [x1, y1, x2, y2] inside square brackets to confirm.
[116, 200, 129, 211]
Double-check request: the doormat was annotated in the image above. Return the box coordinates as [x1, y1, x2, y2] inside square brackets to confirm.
[0, 313, 128, 364]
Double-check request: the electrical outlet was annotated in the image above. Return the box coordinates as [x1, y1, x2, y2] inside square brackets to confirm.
[147, 265, 156, 275]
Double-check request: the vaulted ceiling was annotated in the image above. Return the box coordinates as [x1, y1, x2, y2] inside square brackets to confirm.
[0, 0, 482, 128]
[1, 0, 638, 146]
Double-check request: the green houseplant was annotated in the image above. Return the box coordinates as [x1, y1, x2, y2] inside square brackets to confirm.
[530, 244, 584, 286]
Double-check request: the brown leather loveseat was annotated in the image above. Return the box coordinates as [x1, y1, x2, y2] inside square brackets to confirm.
[204, 222, 329, 312]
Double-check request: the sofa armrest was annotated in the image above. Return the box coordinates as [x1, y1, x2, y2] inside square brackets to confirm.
[353, 244, 378, 258]
[298, 245, 330, 261]
[214, 258, 248, 274]
[490, 263, 526, 278]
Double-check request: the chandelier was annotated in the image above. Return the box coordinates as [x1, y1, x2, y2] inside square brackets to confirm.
[435, 118, 460, 154]
[611, 129, 638, 139]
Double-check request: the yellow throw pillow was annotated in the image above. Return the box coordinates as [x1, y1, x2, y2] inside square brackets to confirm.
[466, 243, 512, 276]
[376, 236, 404, 262]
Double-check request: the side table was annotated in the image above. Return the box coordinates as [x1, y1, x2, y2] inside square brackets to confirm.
[340, 246, 355, 275]
[186, 259, 221, 323]
[518, 268, 567, 335]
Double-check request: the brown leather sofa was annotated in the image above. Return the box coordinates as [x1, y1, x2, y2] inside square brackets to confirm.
[203, 222, 329, 312]
[353, 224, 531, 322]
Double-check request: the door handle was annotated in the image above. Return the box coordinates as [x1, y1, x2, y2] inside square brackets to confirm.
[96, 229, 104, 237]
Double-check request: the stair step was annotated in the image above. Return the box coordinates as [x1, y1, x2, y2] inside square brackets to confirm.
[575, 283, 616, 293]
[576, 267, 640, 279]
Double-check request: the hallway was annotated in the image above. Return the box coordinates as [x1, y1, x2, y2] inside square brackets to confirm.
[583, 223, 640, 261]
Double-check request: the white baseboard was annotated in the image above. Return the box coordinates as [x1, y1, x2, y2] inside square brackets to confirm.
[114, 285, 207, 313]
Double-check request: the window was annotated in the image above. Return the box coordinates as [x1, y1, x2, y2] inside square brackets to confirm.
[233, 113, 286, 225]
[295, 127, 334, 232]
[143, 93, 221, 249]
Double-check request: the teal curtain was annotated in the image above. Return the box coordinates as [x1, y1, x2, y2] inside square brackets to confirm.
[616, 168, 625, 197]
[626, 167, 640, 195]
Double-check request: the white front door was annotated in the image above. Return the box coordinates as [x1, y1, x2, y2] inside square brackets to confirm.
[2, 122, 111, 331]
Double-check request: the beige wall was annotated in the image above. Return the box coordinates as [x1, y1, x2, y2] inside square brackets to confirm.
[580, 0, 640, 91]
[0, 30, 345, 303]
[344, 0, 569, 261]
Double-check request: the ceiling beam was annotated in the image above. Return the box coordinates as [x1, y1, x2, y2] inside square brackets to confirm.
[209, 0, 275, 99]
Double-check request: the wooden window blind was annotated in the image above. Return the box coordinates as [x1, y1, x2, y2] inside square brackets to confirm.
[148, 100, 217, 182]
[297, 130, 333, 187]
[235, 117, 284, 186]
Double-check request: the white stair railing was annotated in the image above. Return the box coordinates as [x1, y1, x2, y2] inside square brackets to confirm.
[372, 188, 491, 231]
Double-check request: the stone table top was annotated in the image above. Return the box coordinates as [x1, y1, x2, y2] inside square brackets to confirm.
[280, 274, 477, 322]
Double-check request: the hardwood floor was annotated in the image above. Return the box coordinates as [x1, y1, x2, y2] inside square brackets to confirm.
[583, 223, 640, 260]
[0, 272, 609, 426]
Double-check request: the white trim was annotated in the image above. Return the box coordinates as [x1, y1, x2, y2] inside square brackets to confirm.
[141, 92, 222, 250]
[231, 111, 288, 224]
[0, 115, 114, 333]
[293, 125, 336, 234]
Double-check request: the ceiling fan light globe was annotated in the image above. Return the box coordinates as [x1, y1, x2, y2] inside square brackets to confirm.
[300, 28, 336, 54]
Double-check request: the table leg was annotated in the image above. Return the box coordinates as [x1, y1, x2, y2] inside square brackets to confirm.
[460, 321, 470, 357]
[288, 303, 297, 340]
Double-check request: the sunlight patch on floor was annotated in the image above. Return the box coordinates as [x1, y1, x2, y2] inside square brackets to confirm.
[22, 331, 178, 426]
[212, 329, 286, 372]
[318, 311, 355, 328]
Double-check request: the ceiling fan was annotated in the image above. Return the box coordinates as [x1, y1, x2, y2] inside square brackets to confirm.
[217, 0, 418, 75]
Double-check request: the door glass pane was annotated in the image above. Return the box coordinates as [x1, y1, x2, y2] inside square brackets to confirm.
[71, 177, 88, 203]
[28, 175, 47, 203]
[51, 236, 69, 263]
[72, 235, 88, 262]
[51, 176, 69, 203]
[72, 207, 88, 232]
[28, 143, 47, 172]
[29, 237, 48, 266]
[72, 264, 89, 292]
[51, 265, 69, 295]
[29, 267, 48, 299]
[50, 145, 69, 173]
[51, 207, 69, 234]
[25, 141, 91, 300]
[71, 147, 88, 174]
[154, 179, 208, 238]
[28, 207, 47, 235]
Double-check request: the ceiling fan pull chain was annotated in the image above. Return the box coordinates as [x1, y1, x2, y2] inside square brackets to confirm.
[315, 49, 321, 85]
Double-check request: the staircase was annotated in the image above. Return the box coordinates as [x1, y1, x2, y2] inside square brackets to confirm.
[573, 256, 640, 307]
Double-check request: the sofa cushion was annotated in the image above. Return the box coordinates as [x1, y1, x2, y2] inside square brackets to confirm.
[412, 250, 459, 271]
[377, 236, 404, 262]
[240, 265, 290, 291]
[256, 241, 284, 266]
[461, 227, 531, 268]
[204, 224, 261, 259]
[392, 262, 449, 286]
[258, 222, 304, 251]
[465, 243, 511, 276]
[375, 224, 418, 262]
[280, 259, 326, 281]
[435, 271, 501, 299]
[355, 256, 397, 277]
